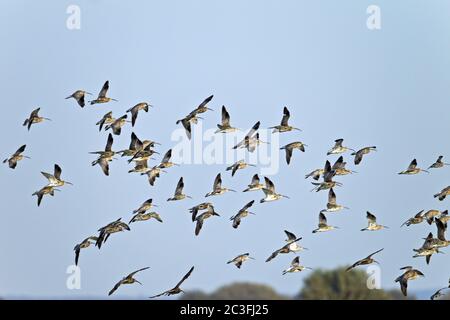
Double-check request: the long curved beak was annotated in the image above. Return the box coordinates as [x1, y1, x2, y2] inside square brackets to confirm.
[282, 195, 290, 199]
[135, 280, 142, 285]
[66, 181, 73, 186]
[207, 108, 214, 111]
[111, 98, 118, 102]
[186, 195, 193, 199]
[44, 118, 52, 121]
[248, 212, 256, 215]
[294, 127, 302, 132]
[229, 189, 237, 192]
[86, 92, 93, 95]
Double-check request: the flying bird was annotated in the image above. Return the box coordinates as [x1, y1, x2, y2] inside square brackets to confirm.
[430, 279, 450, 300]
[194, 205, 220, 236]
[346, 248, 383, 271]
[361, 212, 388, 231]
[127, 102, 152, 127]
[90, 133, 116, 176]
[205, 173, 236, 197]
[73, 236, 98, 266]
[311, 160, 342, 192]
[89, 81, 117, 105]
[269, 107, 301, 133]
[260, 177, 289, 203]
[189, 202, 213, 222]
[66, 90, 92, 108]
[320, 188, 349, 214]
[280, 141, 306, 165]
[226, 160, 255, 177]
[149, 266, 194, 298]
[428, 156, 450, 169]
[23, 107, 51, 130]
[105, 114, 129, 135]
[282, 257, 312, 275]
[41, 164, 73, 187]
[327, 139, 354, 155]
[395, 266, 424, 297]
[32, 185, 59, 206]
[233, 121, 265, 152]
[265, 235, 304, 262]
[96, 111, 115, 132]
[312, 212, 338, 233]
[227, 253, 255, 269]
[129, 212, 163, 224]
[132, 198, 158, 214]
[95, 218, 130, 249]
[401, 210, 425, 227]
[216, 106, 238, 133]
[230, 200, 255, 229]
[3, 145, 30, 169]
[158, 149, 178, 169]
[167, 177, 192, 201]
[243, 174, 265, 192]
[108, 267, 150, 296]
[434, 186, 450, 201]
[398, 159, 429, 175]
[413, 232, 443, 265]
[351, 146, 376, 165]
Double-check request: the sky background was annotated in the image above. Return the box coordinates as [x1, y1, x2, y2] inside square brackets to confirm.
[1, 0, 450, 299]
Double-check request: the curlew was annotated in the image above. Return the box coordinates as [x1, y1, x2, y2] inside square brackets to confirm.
[266, 234, 304, 262]
[129, 212, 163, 224]
[312, 212, 338, 233]
[346, 248, 383, 271]
[205, 173, 236, 197]
[395, 266, 424, 297]
[282, 256, 312, 275]
[3, 145, 30, 169]
[23, 107, 51, 131]
[361, 212, 388, 231]
[41, 164, 73, 187]
[280, 141, 306, 165]
[327, 139, 354, 155]
[430, 279, 450, 300]
[105, 114, 129, 136]
[227, 253, 255, 269]
[351, 146, 376, 165]
[194, 205, 220, 236]
[95, 218, 130, 249]
[149, 266, 194, 299]
[260, 176, 289, 203]
[90, 133, 116, 176]
[216, 106, 238, 133]
[189, 202, 213, 222]
[230, 200, 255, 229]
[73, 236, 98, 266]
[320, 188, 349, 214]
[226, 160, 255, 177]
[66, 90, 92, 108]
[89, 81, 117, 105]
[32, 185, 59, 207]
[269, 107, 301, 133]
[96, 111, 115, 132]
[401, 210, 425, 227]
[108, 267, 150, 296]
[167, 177, 192, 201]
[434, 186, 450, 201]
[243, 174, 265, 192]
[398, 159, 429, 175]
[127, 102, 152, 127]
[428, 156, 450, 169]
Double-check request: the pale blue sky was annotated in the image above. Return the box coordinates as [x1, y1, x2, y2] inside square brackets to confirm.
[1, 0, 450, 299]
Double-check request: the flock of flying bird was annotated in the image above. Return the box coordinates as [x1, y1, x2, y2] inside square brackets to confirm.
[3, 80, 450, 299]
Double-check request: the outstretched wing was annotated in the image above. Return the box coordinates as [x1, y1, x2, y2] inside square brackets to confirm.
[98, 80, 110, 98]
[280, 106, 290, 126]
[175, 266, 195, 288]
[221, 106, 230, 126]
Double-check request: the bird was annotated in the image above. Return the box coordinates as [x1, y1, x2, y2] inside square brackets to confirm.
[269, 107, 301, 133]
[89, 81, 117, 105]
[361, 212, 388, 231]
[189, 202, 213, 222]
[129, 144, 159, 164]
[167, 177, 192, 201]
[346, 248, 383, 271]
[189, 95, 214, 116]
[413, 233, 443, 265]
[3, 144, 30, 169]
[226, 160, 256, 177]
[233, 121, 264, 152]
[401, 210, 425, 227]
[105, 114, 129, 135]
[320, 188, 349, 214]
[66, 90, 92, 108]
[23, 107, 51, 130]
[266, 235, 304, 262]
[430, 279, 450, 300]
[149, 266, 194, 298]
[327, 139, 354, 155]
[311, 161, 342, 192]
[426, 219, 450, 248]
[73, 236, 98, 266]
[129, 212, 163, 224]
[282, 257, 312, 275]
[351, 146, 377, 165]
[423, 210, 442, 225]
[331, 156, 356, 176]
[127, 102, 152, 127]
[90, 133, 116, 176]
[158, 149, 178, 168]
[284, 230, 308, 252]
[260, 177, 289, 203]
[142, 166, 165, 186]
[216, 106, 238, 133]
[176, 113, 202, 140]
[243, 174, 265, 192]
[108, 267, 150, 296]
[434, 186, 450, 201]
[95, 218, 130, 249]
[205, 173, 236, 197]
[436, 210, 450, 228]
[428, 156, 450, 169]
[398, 159, 429, 175]
[312, 212, 338, 233]
[32, 185, 59, 206]
[41, 164, 73, 187]
[227, 253, 255, 269]
[305, 168, 325, 181]
[230, 200, 255, 229]
[194, 205, 220, 236]
[132, 198, 158, 214]
[280, 142, 306, 165]
[395, 266, 424, 297]
[118, 132, 159, 158]
[96, 111, 115, 132]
